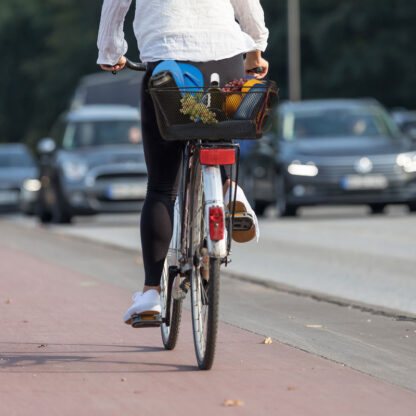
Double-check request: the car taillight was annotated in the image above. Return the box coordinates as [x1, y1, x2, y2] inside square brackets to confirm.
[200, 149, 235, 166]
[209, 206, 224, 241]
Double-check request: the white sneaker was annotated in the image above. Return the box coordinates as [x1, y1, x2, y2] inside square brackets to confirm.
[224, 184, 259, 243]
[123, 290, 161, 325]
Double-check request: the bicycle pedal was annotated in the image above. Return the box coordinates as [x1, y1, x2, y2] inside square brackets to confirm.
[232, 213, 254, 231]
[131, 314, 163, 328]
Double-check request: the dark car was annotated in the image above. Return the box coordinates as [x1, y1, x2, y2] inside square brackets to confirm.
[241, 99, 416, 216]
[0, 143, 39, 213]
[37, 105, 147, 223]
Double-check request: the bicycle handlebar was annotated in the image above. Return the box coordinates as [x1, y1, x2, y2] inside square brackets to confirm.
[247, 67, 263, 75]
[107, 59, 262, 75]
[103, 58, 147, 75]
[125, 58, 147, 72]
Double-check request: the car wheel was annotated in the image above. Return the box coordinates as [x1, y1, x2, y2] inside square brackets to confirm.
[369, 203, 386, 215]
[36, 193, 53, 224]
[254, 200, 268, 216]
[51, 201, 73, 224]
[276, 176, 298, 217]
[51, 186, 73, 224]
[38, 207, 53, 224]
[408, 202, 416, 213]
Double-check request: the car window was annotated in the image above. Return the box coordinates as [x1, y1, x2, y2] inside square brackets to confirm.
[0, 151, 34, 168]
[62, 120, 141, 149]
[281, 107, 401, 140]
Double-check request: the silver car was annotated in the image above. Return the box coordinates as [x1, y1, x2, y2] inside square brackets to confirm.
[0, 143, 39, 213]
[37, 105, 147, 223]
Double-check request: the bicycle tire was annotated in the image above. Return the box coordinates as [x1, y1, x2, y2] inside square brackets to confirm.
[160, 261, 182, 350]
[188, 159, 220, 370]
[191, 257, 220, 370]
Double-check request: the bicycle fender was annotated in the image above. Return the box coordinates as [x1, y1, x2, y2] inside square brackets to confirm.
[202, 165, 227, 258]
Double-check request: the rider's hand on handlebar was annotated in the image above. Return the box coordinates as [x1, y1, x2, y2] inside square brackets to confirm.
[245, 51, 269, 79]
[100, 56, 127, 72]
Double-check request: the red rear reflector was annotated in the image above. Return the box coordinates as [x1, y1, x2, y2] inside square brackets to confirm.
[200, 149, 235, 166]
[209, 206, 224, 241]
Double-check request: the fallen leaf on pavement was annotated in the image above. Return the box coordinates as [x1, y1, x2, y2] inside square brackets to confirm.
[287, 386, 296, 391]
[6, 298, 13, 304]
[224, 400, 244, 407]
[305, 324, 323, 328]
[38, 344, 47, 348]
[263, 337, 273, 344]
[121, 377, 127, 382]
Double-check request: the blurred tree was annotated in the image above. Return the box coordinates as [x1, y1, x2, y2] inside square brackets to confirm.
[261, 0, 288, 98]
[0, 0, 415, 144]
[263, 0, 416, 106]
[0, 0, 50, 143]
[0, 0, 137, 145]
[302, 0, 416, 106]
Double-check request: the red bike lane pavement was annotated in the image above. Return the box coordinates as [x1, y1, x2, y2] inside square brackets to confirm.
[1, 245, 415, 416]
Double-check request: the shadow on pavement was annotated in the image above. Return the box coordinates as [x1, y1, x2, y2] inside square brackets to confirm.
[0, 341, 197, 373]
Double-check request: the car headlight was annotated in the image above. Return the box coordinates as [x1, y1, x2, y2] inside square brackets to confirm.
[396, 152, 416, 173]
[23, 179, 41, 192]
[62, 159, 88, 181]
[287, 161, 319, 177]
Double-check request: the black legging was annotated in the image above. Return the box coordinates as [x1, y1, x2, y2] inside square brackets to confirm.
[140, 54, 245, 286]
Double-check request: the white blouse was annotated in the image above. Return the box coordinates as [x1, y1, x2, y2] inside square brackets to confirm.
[97, 0, 269, 65]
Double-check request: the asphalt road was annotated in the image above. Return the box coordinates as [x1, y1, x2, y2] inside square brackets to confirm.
[19, 204, 416, 315]
[2, 207, 416, 394]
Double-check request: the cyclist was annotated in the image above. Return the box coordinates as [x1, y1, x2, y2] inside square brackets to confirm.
[97, 0, 269, 324]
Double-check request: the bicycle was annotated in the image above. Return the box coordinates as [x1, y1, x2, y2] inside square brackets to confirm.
[121, 58, 277, 369]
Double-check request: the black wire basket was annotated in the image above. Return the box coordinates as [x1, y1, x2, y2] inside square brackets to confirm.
[148, 80, 278, 141]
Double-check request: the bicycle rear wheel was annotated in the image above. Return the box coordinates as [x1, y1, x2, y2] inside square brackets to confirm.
[189, 161, 220, 370]
[160, 260, 182, 350]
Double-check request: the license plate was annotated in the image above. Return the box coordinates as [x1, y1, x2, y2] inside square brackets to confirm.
[340, 175, 388, 190]
[0, 190, 19, 204]
[106, 183, 147, 200]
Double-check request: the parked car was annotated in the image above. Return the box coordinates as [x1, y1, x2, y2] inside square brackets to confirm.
[241, 99, 416, 216]
[0, 143, 39, 213]
[37, 105, 147, 223]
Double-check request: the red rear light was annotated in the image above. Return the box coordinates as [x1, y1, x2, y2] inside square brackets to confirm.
[200, 149, 235, 166]
[209, 206, 224, 241]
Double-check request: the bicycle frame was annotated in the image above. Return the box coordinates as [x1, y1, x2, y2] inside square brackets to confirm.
[167, 141, 240, 276]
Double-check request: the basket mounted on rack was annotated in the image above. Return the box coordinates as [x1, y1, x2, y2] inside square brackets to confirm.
[148, 72, 278, 141]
